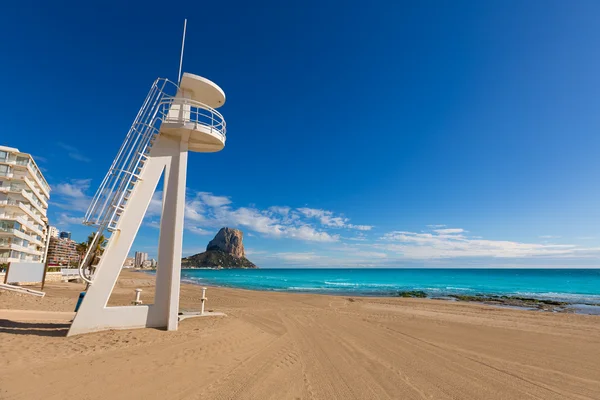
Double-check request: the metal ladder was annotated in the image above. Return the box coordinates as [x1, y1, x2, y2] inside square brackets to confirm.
[78, 78, 179, 284]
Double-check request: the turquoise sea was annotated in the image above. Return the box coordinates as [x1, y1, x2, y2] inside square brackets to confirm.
[180, 268, 600, 305]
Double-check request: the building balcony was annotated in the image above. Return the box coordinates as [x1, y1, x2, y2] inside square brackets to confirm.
[11, 161, 50, 196]
[25, 164, 50, 197]
[0, 199, 45, 226]
[0, 242, 43, 256]
[1, 174, 49, 210]
[0, 227, 43, 247]
[22, 177, 49, 209]
[0, 215, 44, 238]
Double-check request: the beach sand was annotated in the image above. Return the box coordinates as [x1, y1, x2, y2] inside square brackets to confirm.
[1, 270, 599, 400]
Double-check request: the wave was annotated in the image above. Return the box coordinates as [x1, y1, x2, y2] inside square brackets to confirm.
[324, 281, 359, 287]
[323, 281, 400, 289]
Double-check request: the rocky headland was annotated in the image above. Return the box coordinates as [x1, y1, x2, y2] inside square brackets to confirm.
[181, 227, 258, 269]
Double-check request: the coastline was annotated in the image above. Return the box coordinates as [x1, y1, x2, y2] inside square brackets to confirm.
[1, 270, 600, 399]
[172, 268, 600, 315]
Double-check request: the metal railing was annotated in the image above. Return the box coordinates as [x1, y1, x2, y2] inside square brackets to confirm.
[84, 78, 179, 232]
[158, 97, 226, 139]
[78, 78, 180, 283]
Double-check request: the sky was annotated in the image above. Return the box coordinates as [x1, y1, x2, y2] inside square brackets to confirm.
[1, 1, 600, 268]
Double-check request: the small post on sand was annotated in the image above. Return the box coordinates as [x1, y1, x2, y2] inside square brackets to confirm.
[201, 287, 207, 314]
[133, 289, 143, 305]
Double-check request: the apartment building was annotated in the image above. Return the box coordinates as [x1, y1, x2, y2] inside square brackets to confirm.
[134, 251, 148, 268]
[46, 236, 79, 266]
[48, 226, 59, 238]
[0, 145, 50, 264]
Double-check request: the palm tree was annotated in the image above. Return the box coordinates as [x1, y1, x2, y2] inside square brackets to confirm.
[78, 233, 107, 280]
[86, 233, 107, 267]
[75, 242, 87, 267]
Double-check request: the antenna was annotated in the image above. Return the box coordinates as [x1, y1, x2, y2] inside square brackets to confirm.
[178, 19, 187, 84]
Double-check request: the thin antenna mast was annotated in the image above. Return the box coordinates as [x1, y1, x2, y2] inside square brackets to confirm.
[178, 19, 188, 84]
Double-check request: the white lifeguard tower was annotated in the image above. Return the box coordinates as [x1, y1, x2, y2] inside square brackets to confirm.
[67, 67, 226, 336]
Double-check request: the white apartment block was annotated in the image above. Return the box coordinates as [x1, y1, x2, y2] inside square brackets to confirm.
[0, 145, 50, 264]
[134, 251, 148, 268]
[49, 225, 59, 238]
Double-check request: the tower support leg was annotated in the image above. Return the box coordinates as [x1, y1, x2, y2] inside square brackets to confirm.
[155, 132, 189, 331]
[67, 134, 188, 336]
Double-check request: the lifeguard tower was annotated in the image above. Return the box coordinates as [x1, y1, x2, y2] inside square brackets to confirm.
[67, 71, 226, 336]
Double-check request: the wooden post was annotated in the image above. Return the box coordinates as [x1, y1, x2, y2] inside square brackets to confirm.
[3, 262, 10, 284]
[40, 260, 49, 291]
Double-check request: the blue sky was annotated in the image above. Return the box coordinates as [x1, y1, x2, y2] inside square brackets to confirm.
[1, 1, 599, 267]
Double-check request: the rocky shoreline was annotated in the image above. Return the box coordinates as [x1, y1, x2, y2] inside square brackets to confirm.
[397, 291, 600, 314]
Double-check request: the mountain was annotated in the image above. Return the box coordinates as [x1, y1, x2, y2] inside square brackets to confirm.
[181, 227, 258, 269]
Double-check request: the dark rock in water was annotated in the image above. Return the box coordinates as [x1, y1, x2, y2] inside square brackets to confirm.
[181, 227, 258, 269]
[448, 294, 569, 311]
[398, 290, 427, 298]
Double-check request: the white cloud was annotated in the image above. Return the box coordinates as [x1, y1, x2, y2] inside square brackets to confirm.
[58, 143, 91, 163]
[144, 191, 164, 217]
[56, 213, 83, 227]
[284, 225, 339, 242]
[51, 179, 93, 213]
[244, 248, 265, 256]
[187, 226, 211, 235]
[433, 228, 465, 235]
[263, 251, 380, 267]
[297, 207, 373, 231]
[379, 228, 594, 259]
[269, 206, 291, 215]
[49, 185, 366, 245]
[198, 192, 231, 207]
[348, 224, 373, 231]
[181, 192, 339, 243]
[272, 252, 325, 262]
[184, 195, 205, 223]
[52, 179, 91, 199]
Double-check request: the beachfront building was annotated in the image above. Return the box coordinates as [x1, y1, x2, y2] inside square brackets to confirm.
[123, 257, 135, 268]
[0, 145, 50, 264]
[49, 226, 59, 238]
[46, 236, 79, 266]
[134, 251, 148, 268]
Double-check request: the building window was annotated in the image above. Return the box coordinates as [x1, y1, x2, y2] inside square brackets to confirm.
[16, 156, 28, 166]
[0, 164, 8, 176]
[0, 151, 7, 161]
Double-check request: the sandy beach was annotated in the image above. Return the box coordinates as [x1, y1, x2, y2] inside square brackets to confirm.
[1, 270, 599, 400]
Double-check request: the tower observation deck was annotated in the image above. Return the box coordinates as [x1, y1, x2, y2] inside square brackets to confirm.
[161, 72, 227, 152]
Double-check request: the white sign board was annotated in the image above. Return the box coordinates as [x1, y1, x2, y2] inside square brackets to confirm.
[5, 262, 46, 284]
